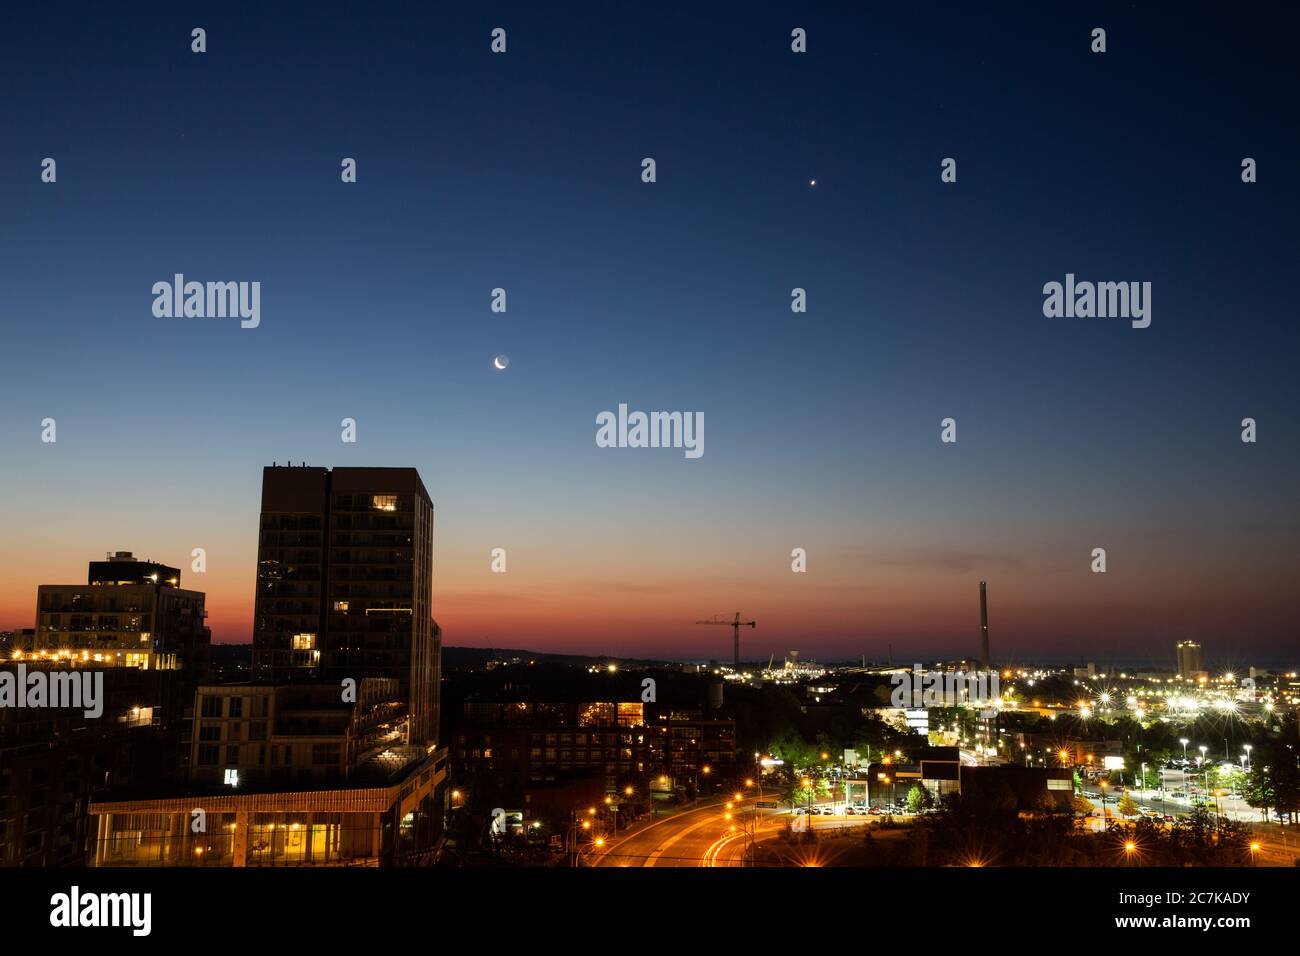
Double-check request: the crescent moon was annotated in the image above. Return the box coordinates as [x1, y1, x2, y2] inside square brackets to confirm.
[493, 355, 508, 370]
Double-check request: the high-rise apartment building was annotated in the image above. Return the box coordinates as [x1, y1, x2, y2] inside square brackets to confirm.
[1176, 640, 1204, 678]
[252, 466, 439, 745]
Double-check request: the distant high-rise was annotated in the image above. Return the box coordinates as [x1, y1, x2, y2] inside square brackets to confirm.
[1176, 640, 1204, 678]
[252, 465, 440, 745]
[978, 581, 990, 670]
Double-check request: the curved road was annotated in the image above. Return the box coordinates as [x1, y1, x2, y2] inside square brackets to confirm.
[589, 800, 862, 867]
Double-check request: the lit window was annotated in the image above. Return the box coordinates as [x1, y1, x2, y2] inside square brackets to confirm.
[292, 633, 315, 650]
[371, 495, 397, 512]
[333, 601, 349, 612]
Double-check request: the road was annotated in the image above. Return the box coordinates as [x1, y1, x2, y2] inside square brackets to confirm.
[589, 800, 871, 867]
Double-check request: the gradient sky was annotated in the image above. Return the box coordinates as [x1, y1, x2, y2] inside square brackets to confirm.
[2, 2, 1297, 667]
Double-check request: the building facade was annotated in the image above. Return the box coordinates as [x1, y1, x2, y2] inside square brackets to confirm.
[252, 466, 439, 745]
[453, 699, 737, 800]
[1176, 640, 1205, 679]
[26, 551, 210, 676]
[89, 679, 449, 867]
[0, 665, 187, 866]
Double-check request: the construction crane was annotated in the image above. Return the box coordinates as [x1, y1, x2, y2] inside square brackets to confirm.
[696, 612, 755, 669]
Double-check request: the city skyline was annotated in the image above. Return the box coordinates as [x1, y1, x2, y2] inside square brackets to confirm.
[3, 4, 1298, 924]
[3, 503, 1294, 670]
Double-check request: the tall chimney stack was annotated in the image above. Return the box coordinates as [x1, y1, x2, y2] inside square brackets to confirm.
[979, 581, 990, 670]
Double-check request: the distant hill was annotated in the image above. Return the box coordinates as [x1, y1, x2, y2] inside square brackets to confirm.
[441, 646, 669, 669]
[209, 642, 671, 670]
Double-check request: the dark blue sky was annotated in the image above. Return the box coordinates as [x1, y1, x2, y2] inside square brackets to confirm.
[2, 2, 1297, 666]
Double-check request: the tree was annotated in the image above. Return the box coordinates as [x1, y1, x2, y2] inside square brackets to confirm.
[1267, 743, 1300, 824]
[907, 783, 933, 813]
[1138, 764, 1162, 790]
[1072, 795, 1095, 817]
[1243, 763, 1276, 821]
[787, 776, 830, 807]
[1116, 791, 1139, 818]
[768, 731, 817, 772]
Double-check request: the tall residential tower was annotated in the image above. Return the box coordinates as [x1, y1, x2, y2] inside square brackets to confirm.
[252, 465, 440, 745]
[1176, 640, 1204, 679]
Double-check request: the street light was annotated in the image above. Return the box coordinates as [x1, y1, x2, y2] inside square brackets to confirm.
[1180, 738, 1189, 763]
[1243, 744, 1253, 770]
